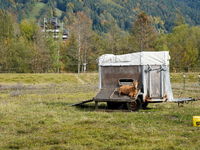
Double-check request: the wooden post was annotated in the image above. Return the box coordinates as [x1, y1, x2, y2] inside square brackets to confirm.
[183, 73, 185, 89]
[95, 101, 98, 110]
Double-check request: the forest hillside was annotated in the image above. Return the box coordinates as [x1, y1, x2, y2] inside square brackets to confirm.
[1, 0, 200, 33]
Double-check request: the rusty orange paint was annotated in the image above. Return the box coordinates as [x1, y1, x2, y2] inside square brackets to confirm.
[145, 95, 148, 102]
[165, 94, 168, 101]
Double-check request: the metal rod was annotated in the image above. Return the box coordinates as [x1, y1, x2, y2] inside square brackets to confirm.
[148, 65, 151, 98]
[199, 74, 200, 86]
[183, 73, 185, 89]
[160, 65, 163, 98]
[142, 65, 145, 99]
[99, 65, 101, 90]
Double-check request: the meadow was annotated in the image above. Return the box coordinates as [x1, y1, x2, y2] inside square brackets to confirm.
[0, 73, 199, 149]
[28, 2, 62, 22]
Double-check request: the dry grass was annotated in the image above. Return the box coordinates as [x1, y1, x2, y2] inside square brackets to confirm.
[170, 72, 200, 98]
[0, 73, 199, 149]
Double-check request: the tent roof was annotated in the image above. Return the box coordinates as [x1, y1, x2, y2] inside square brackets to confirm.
[98, 51, 170, 66]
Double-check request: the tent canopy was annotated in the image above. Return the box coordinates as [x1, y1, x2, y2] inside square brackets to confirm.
[98, 51, 170, 66]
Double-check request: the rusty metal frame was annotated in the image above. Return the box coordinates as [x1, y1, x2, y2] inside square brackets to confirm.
[160, 65, 163, 98]
[98, 65, 101, 90]
[145, 65, 167, 100]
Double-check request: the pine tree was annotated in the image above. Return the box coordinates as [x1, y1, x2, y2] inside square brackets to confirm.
[174, 10, 185, 26]
[0, 10, 14, 72]
[61, 33, 78, 72]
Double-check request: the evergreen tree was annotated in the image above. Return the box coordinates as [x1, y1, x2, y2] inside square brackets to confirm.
[174, 10, 185, 26]
[0, 10, 14, 72]
[61, 33, 78, 72]
[44, 32, 58, 73]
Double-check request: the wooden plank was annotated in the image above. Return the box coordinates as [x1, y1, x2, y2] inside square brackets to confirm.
[94, 99, 136, 102]
[93, 89, 102, 99]
[110, 88, 118, 99]
[94, 89, 141, 102]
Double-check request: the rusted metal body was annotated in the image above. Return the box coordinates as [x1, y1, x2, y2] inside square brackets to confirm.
[94, 65, 168, 104]
[144, 65, 168, 103]
[94, 66, 142, 110]
[100, 66, 142, 89]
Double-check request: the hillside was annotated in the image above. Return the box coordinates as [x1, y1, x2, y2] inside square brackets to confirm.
[27, 2, 62, 22]
[1, 0, 200, 32]
[49, 0, 200, 32]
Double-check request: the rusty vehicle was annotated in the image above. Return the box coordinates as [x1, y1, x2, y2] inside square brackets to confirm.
[72, 51, 198, 111]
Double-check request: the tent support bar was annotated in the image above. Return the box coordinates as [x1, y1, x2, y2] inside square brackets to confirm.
[148, 66, 151, 97]
[160, 65, 163, 98]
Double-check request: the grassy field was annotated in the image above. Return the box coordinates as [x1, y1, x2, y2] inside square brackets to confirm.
[55, 8, 62, 19]
[0, 73, 199, 149]
[28, 3, 46, 22]
[28, 2, 62, 22]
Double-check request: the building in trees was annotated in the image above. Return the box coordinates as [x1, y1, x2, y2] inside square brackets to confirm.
[41, 18, 70, 42]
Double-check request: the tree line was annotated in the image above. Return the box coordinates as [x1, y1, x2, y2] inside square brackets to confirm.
[0, 10, 199, 73]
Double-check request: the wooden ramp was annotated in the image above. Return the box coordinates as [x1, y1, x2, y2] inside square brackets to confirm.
[94, 88, 141, 102]
[71, 88, 141, 111]
[71, 99, 93, 106]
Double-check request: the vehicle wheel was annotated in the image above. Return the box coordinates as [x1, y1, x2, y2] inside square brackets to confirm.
[107, 102, 126, 109]
[126, 97, 142, 111]
[142, 101, 149, 109]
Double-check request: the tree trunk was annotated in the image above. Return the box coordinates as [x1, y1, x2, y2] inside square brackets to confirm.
[111, 40, 113, 54]
[57, 45, 60, 73]
[140, 28, 143, 52]
[84, 41, 87, 73]
[81, 54, 83, 73]
[1, 46, 3, 73]
[33, 45, 38, 73]
[78, 31, 81, 74]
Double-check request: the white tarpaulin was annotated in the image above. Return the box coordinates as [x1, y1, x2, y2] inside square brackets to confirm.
[98, 51, 170, 66]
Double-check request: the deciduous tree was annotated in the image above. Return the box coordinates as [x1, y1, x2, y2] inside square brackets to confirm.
[67, 11, 93, 73]
[130, 12, 157, 52]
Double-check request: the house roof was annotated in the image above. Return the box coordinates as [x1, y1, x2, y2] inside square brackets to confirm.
[41, 18, 70, 36]
[49, 18, 69, 35]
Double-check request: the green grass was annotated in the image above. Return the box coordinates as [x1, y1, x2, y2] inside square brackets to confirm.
[28, 2, 62, 22]
[0, 73, 200, 149]
[170, 72, 200, 83]
[55, 8, 62, 18]
[170, 72, 200, 98]
[0, 73, 81, 84]
[28, 2, 46, 22]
